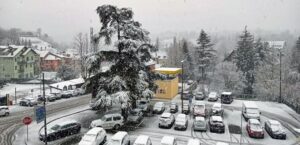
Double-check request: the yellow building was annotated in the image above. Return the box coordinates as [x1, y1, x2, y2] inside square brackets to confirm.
[154, 68, 182, 99]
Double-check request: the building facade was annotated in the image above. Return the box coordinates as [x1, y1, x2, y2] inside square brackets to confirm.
[0, 45, 40, 80]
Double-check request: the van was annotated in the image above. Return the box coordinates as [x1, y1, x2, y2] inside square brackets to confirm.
[242, 101, 260, 121]
[221, 92, 233, 104]
[107, 131, 130, 145]
[134, 135, 152, 145]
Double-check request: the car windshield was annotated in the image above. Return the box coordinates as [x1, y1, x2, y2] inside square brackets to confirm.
[51, 125, 60, 130]
[139, 101, 147, 105]
[101, 116, 107, 121]
[195, 121, 205, 126]
[82, 134, 96, 141]
[195, 105, 204, 109]
[247, 108, 259, 114]
[250, 123, 262, 130]
[131, 110, 139, 115]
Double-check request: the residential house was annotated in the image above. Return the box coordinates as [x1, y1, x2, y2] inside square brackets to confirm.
[0, 45, 40, 80]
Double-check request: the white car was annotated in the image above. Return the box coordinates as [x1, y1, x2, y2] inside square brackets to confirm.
[153, 102, 165, 114]
[90, 114, 124, 130]
[161, 136, 177, 145]
[208, 92, 218, 101]
[79, 127, 107, 145]
[174, 114, 188, 130]
[187, 138, 200, 145]
[133, 135, 152, 145]
[107, 131, 130, 145]
[0, 106, 9, 116]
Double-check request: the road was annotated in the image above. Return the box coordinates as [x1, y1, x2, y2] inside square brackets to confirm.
[0, 94, 91, 145]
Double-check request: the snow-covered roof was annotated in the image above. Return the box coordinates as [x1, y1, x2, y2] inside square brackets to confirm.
[195, 116, 205, 122]
[134, 135, 150, 144]
[221, 92, 232, 95]
[243, 101, 258, 108]
[50, 78, 84, 90]
[56, 120, 78, 126]
[161, 112, 172, 118]
[187, 139, 200, 145]
[44, 54, 61, 60]
[35, 50, 49, 58]
[0, 45, 25, 57]
[194, 101, 205, 106]
[211, 116, 223, 122]
[154, 67, 182, 75]
[111, 131, 128, 140]
[161, 136, 175, 144]
[86, 127, 104, 135]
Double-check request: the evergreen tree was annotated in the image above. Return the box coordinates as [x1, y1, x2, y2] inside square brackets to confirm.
[291, 37, 300, 73]
[85, 5, 159, 112]
[182, 39, 194, 79]
[195, 29, 216, 82]
[235, 27, 255, 94]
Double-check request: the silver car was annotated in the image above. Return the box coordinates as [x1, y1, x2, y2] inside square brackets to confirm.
[159, 112, 175, 128]
[193, 117, 207, 131]
[174, 114, 188, 130]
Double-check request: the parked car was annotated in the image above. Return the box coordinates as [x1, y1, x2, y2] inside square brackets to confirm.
[187, 80, 194, 85]
[193, 117, 207, 132]
[242, 101, 260, 121]
[170, 102, 178, 113]
[46, 94, 57, 102]
[127, 108, 144, 124]
[193, 101, 206, 117]
[182, 91, 190, 100]
[209, 116, 225, 133]
[153, 102, 165, 114]
[137, 100, 151, 113]
[39, 120, 81, 142]
[78, 127, 107, 145]
[161, 136, 177, 145]
[187, 138, 200, 145]
[216, 142, 229, 145]
[221, 92, 233, 104]
[210, 103, 224, 117]
[0, 106, 9, 116]
[174, 114, 188, 130]
[246, 119, 264, 139]
[265, 120, 286, 140]
[37, 95, 46, 102]
[90, 113, 124, 130]
[75, 88, 85, 96]
[107, 131, 130, 145]
[19, 97, 38, 107]
[195, 92, 205, 100]
[159, 112, 175, 128]
[182, 102, 190, 115]
[133, 135, 152, 145]
[208, 92, 218, 102]
[61, 90, 73, 98]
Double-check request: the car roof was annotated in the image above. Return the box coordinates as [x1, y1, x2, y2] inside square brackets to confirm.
[243, 101, 258, 108]
[221, 92, 232, 95]
[134, 135, 149, 144]
[211, 116, 223, 122]
[104, 113, 122, 118]
[195, 117, 205, 121]
[249, 119, 260, 124]
[177, 114, 186, 118]
[161, 112, 172, 118]
[0, 106, 8, 109]
[213, 103, 222, 108]
[268, 120, 280, 125]
[161, 136, 175, 144]
[187, 139, 200, 145]
[111, 131, 128, 140]
[196, 92, 203, 94]
[194, 101, 205, 106]
[86, 127, 104, 135]
[170, 102, 177, 105]
[57, 120, 78, 126]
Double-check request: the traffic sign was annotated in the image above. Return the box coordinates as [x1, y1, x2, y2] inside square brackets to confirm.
[35, 106, 46, 123]
[23, 117, 32, 125]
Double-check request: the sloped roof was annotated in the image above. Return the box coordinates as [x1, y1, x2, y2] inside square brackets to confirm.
[0, 45, 36, 57]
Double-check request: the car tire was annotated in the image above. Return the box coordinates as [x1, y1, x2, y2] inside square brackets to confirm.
[158, 124, 161, 128]
[5, 112, 9, 116]
[114, 124, 120, 130]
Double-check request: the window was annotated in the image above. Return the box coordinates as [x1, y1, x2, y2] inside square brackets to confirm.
[113, 116, 121, 121]
[26, 57, 29, 61]
[106, 117, 112, 121]
[159, 89, 166, 94]
[30, 64, 32, 67]
[26, 64, 27, 68]
[15, 66, 17, 70]
[31, 56, 33, 60]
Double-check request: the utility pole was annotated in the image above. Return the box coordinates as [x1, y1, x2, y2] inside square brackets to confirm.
[15, 87, 16, 105]
[181, 60, 184, 111]
[279, 50, 282, 103]
[43, 73, 48, 145]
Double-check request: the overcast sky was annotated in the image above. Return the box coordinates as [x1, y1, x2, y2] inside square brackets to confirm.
[0, 0, 299, 44]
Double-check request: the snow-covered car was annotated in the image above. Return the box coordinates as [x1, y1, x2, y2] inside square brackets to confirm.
[246, 119, 264, 138]
[208, 92, 218, 101]
[75, 88, 85, 96]
[182, 91, 191, 100]
[265, 120, 286, 140]
[46, 94, 57, 102]
[137, 100, 151, 113]
[107, 131, 130, 145]
[174, 114, 188, 130]
[159, 112, 175, 128]
[19, 97, 38, 107]
[127, 108, 144, 124]
[170, 102, 178, 113]
[210, 103, 224, 117]
[216, 142, 229, 145]
[78, 127, 107, 145]
[187, 80, 194, 85]
[195, 91, 205, 100]
[161, 136, 177, 145]
[182, 102, 190, 115]
[193, 116, 207, 132]
[39, 120, 81, 142]
[187, 138, 200, 145]
[61, 90, 73, 98]
[153, 102, 165, 114]
[242, 101, 260, 121]
[90, 113, 124, 130]
[0, 106, 9, 116]
[133, 135, 152, 145]
[193, 101, 206, 117]
[209, 116, 225, 133]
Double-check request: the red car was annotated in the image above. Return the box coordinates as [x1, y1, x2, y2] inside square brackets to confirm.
[246, 119, 264, 138]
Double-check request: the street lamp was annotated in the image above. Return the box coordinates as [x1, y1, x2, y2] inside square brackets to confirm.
[181, 60, 184, 111]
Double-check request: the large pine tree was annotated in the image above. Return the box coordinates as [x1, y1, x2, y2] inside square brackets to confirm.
[182, 39, 194, 79]
[85, 5, 158, 112]
[195, 30, 216, 82]
[291, 37, 300, 73]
